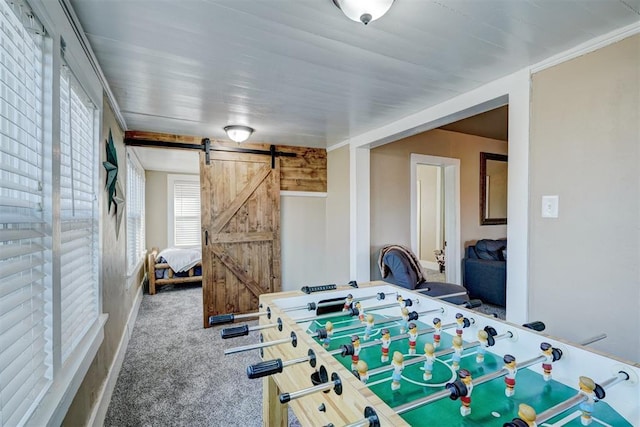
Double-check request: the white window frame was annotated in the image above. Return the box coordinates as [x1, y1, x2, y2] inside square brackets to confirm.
[167, 174, 201, 248]
[58, 63, 100, 363]
[0, 1, 107, 425]
[126, 149, 145, 275]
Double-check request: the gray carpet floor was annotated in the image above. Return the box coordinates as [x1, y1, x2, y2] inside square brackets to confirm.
[105, 283, 292, 427]
[105, 278, 504, 426]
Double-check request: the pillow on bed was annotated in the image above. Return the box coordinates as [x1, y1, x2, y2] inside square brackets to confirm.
[157, 248, 202, 272]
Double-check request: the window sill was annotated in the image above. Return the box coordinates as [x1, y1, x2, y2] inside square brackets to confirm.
[26, 313, 108, 426]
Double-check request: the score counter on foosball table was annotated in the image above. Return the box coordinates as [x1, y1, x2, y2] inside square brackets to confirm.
[220, 281, 640, 426]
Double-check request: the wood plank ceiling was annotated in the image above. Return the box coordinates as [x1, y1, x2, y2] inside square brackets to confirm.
[69, 0, 639, 149]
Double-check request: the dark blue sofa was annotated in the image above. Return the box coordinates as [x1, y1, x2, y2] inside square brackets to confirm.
[462, 239, 507, 307]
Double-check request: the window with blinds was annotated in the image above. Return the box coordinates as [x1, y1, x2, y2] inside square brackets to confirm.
[170, 177, 201, 247]
[59, 67, 98, 362]
[0, 2, 51, 426]
[126, 152, 145, 274]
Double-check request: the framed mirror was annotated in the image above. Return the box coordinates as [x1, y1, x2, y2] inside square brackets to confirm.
[480, 152, 508, 225]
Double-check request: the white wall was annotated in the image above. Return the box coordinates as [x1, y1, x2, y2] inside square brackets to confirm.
[529, 34, 639, 362]
[280, 195, 328, 291]
[325, 145, 351, 284]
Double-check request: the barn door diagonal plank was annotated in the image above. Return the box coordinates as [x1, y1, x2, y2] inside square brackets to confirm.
[210, 244, 265, 299]
[210, 164, 271, 234]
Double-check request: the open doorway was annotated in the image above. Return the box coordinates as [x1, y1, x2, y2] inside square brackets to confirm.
[410, 154, 461, 285]
[416, 164, 444, 272]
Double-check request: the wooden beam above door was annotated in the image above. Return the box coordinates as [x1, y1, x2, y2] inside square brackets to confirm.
[124, 130, 327, 192]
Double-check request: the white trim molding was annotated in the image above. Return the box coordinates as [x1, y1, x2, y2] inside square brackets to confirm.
[280, 191, 328, 198]
[531, 20, 640, 74]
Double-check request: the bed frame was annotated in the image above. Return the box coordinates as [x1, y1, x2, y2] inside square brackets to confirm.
[147, 247, 202, 295]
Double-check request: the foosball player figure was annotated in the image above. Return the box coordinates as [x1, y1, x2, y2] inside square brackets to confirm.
[503, 403, 538, 427]
[451, 335, 463, 371]
[407, 322, 418, 355]
[350, 335, 361, 371]
[397, 295, 407, 309]
[455, 313, 470, 338]
[343, 293, 354, 311]
[539, 342, 563, 381]
[391, 351, 405, 391]
[380, 328, 391, 363]
[355, 301, 366, 323]
[476, 330, 488, 363]
[578, 376, 597, 426]
[432, 317, 442, 348]
[355, 360, 369, 384]
[423, 342, 436, 381]
[321, 321, 334, 348]
[400, 307, 410, 333]
[503, 354, 517, 397]
[446, 369, 474, 417]
[363, 314, 375, 340]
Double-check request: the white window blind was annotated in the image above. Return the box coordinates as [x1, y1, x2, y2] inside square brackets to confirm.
[126, 152, 145, 274]
[59, 67, 98, 362]
[173, 179, 201, 247]
[0, 2, 51, 426]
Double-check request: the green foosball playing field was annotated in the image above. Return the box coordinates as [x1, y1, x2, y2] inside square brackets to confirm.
[306, 313, 632, 427]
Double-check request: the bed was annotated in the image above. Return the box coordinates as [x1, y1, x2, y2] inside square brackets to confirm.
[148, 247, 202, 295]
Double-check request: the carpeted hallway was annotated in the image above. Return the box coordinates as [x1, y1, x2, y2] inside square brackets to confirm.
[105, 283, 279, 426]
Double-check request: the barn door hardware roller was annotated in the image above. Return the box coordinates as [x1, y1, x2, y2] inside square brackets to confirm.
[202, 138, 296, 167]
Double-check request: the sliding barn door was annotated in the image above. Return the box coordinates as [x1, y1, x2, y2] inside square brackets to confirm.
[200, 152, 281, 328]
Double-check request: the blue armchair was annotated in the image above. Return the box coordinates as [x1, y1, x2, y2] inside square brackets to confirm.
[462, 239, 507, 307]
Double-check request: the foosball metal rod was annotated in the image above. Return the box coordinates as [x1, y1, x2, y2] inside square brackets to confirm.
[329, 321, 463, 356]
[310, 307, 444, 339]
[279, 369, 342, 403]
[294, 299, 420, 324]
[394, 350, 553, 415]
[579, 333, 607, 346]
[283, 292, 396, 313]
[221, 318, 282, 339]
[246, 349, 316, 379]
[534, 371, 629, 424]
[208, 307, 271, 326]
[430, 291, 468, 300]
[342, 407, 380, 427]
[224, 331, 297, 355]
[366, 330, 512, 377]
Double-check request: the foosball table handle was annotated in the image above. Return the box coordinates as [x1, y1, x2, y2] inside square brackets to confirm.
[209, 313, 235, 325]
[247, 359, 284, 379]
[523, 321, 546, 331]
[221, 325, 249, 339]
[464, 299, 482, 309]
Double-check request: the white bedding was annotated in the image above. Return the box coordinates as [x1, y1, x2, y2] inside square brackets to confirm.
[157, 247, 202, 272]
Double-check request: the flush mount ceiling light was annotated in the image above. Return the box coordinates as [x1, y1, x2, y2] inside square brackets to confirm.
[332, 0, 395, 25]
[224, 125, 254, 143]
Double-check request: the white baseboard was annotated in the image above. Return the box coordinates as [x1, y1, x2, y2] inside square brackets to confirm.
[89, 285, 144, 427]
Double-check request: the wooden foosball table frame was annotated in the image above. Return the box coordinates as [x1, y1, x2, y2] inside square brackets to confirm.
[253, 281, 639, 426]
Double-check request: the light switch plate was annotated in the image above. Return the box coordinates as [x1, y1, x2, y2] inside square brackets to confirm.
[541, 195, 559, 218]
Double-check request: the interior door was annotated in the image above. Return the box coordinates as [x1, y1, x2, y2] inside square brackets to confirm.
[200, 151, 281, 328]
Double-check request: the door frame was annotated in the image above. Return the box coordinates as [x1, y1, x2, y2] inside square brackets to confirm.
[410, 154, 461, 284]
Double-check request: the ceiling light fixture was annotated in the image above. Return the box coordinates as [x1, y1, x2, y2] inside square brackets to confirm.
[224, 125, 254, 143]
[332, 0, 395, 25]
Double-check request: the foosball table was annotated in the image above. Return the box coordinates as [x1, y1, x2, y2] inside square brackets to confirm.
[215, 281, 640, 426]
